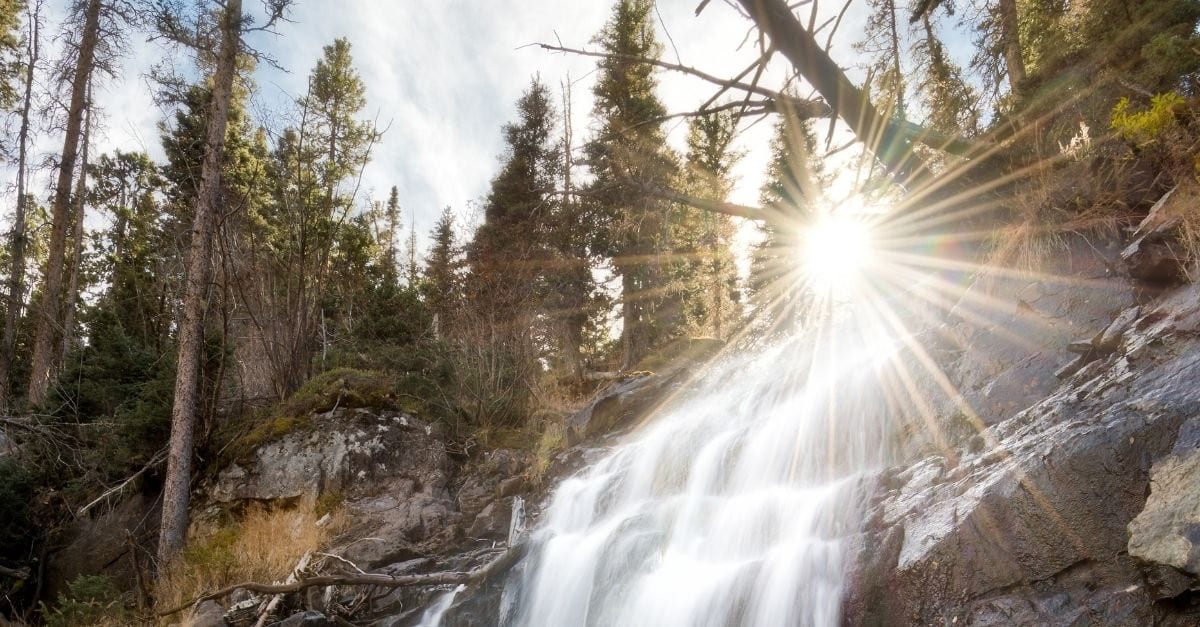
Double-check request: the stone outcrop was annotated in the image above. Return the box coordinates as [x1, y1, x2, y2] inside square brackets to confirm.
[846, 256, 1200, 625]
[1120, 184, 1196, 285]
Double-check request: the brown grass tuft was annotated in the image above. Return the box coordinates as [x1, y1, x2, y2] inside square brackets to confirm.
[155, 504, 345, 617]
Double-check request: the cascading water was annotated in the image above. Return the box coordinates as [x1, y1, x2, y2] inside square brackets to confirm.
[428, 312, 898, 627]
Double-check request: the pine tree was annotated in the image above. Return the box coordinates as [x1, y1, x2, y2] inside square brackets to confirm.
[914, 15, 979, 139]
[424, 207, 460, 338]
[383, 185, 401, 283]
[748, 115, 823, 331]
[466, 77, 560, 330]
[246, 37, 377, 398]
[678, 109, 743, 340]
[158, 0, 246, 567]
[26, 0, 103, 406]
[587, 0, 680, 368]
[0, 0, 41, 409]
[0, 0, 24, 119]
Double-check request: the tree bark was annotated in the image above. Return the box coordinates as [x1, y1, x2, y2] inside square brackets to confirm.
[157, 0, 242, 567]
[60, 97, 92, 365]
[0, 1, 41, 411]
[25, 0, 101, 406]
[736, 0, 935, 188]
[998, 0, 1026, 97]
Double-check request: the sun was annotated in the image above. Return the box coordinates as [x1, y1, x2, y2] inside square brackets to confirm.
[800, 213, 876, 293]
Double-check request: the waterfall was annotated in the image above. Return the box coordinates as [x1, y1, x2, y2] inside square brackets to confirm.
[428, 313, 896, 626]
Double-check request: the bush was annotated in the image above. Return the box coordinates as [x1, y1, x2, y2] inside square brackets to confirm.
[0, 459, 34, 560]
[39, 574, 130, 627]
[1111, 91, 1186, 145]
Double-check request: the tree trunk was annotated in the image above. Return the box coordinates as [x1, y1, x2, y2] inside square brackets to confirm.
[60, 99, 91, 365]
[0, 1, 41, 411]
[736, 0, 935, 189]
[998, 0, 1026, 96]
[158, 0, 241, 567]
[25, 0, 101, 406]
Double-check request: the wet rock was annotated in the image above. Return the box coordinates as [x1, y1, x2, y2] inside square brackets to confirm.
[185, 600, 228, 627]
[566, 373, 678, 442]
[1128, 416, 1200, 596]
[847, 288, 1200, 625]
[1121, 221, 1189, 284]
[909, 233, 1136, 446]
[273, 610, 334, 626]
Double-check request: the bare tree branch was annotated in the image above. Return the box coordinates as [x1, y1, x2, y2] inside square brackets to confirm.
[535, 42, 830, 119]
[158, 542, 529, 618]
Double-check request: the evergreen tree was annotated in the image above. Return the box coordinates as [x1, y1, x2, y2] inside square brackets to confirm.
[466, 77, 560, 331]
[158, 0, 246, 566]
[749, 115, 823, 331]
[246, 37, 378, 398]
[26, 0, 103, 406]
[677, 109, 743, 340]
[424, 206, 461, 337]
[914, 15, 980, 139]
[382, 185, 401, 283]
[587, 0, 680, 368]
[0, 0, 40, 409]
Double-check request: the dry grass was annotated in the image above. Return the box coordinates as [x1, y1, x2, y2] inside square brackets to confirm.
[155, 504, 345, 617]
[983, 152, 1128, 275]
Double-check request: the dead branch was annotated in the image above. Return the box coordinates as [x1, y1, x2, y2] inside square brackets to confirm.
[535, 42, 829, 120]
[77, 448, 167, 516]
[0, 564, 29, 579]
[158, 542, 529, 618]
[253, 552, 311, 627]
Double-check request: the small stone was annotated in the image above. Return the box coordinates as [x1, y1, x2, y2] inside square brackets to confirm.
[185, 600, 228, 627]
[1066, 339, 1095, 354]
[1097, 306, 1141, 353]
[1055, 355, 1089, 379]
[275, 610, 335, 626]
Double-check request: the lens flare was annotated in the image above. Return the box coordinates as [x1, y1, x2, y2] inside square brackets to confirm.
[801, 213, 875, 292]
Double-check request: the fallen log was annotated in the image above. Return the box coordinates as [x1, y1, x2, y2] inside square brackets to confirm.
[157, 541, 529, 618]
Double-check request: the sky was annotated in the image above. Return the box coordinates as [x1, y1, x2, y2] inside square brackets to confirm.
[27, 0, 978, 254]
[71, 0, 793, 246]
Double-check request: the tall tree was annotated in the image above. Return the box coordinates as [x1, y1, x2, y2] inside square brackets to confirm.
[25, 0, 102, 406]
[913, 15, 979, 138]
[382, 185, 401, 282]
[0, 0, 41, 409]
[0, 0, 24, 122]
[158, 0, 245, 567]
[544, 75, 598, 383]
[246, 37, 377, 398]
[679, 109, 742, 340]
[466, 77, 560, 329]
[59, 93, 92, 364]
[88, 150, 168, 347]
[587, 0, 680, 368]
[749, 114, 823, 330]
[424, 206, 460, 337]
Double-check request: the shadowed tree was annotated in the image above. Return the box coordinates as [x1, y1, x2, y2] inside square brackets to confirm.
[587, 0, 680, 368]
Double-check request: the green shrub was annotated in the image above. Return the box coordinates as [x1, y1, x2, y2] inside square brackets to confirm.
[1111, 91, 1185, 145]
[0, 459, 34, 559]
[38, 574, 130, 627]
[278, 368, 397, 418]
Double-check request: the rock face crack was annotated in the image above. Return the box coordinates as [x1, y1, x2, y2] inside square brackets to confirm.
[844, 239, 1200, 625]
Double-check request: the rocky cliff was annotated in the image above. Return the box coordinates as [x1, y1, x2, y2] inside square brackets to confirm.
[845, 189, 1200, 625]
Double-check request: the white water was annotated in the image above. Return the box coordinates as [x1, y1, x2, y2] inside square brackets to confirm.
[426, 316, 897, 626]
